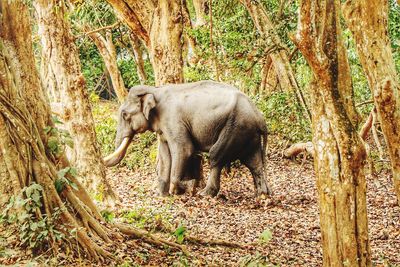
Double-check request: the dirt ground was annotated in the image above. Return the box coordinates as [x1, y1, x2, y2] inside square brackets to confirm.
[106, 153, 400, 266]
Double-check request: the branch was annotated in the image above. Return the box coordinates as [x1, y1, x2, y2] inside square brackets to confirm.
[356, 100, 374, 107]
[76, 22, 120, 38]
[284, 108, 376, 158]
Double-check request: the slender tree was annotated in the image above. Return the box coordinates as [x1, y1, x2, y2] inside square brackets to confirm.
[35, 0, 116, 204]
[292, 0, 371, 265]
[106, 0, 184, 86]
[343, 0, 400, 205]
[241, 0, 312, 121]
[87, 29, 128, 102]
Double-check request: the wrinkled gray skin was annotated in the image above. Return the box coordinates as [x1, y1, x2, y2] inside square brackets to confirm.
[111, 80, 271, 197]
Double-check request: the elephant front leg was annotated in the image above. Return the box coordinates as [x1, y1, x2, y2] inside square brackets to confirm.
[157, 140, 171, 196]
[169, 144, 193, 195]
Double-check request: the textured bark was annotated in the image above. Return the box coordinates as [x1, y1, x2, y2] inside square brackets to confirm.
[35, 0, 116, 204]
[292, 0, 371, 266]
[89, 30, 127, 102]
[193, 0, 207, 26]
[149, 0, 184, 85]
[129, 34, 147, 84]
[241, 0, 311, 121]
[0, 1, 113, 259]
[343, 0, 400, 205]
[107, 0, 184, 86]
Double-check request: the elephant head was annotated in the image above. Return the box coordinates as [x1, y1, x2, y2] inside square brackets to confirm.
[103, 85, 156, 167]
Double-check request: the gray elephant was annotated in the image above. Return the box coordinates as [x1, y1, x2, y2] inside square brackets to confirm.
[103, 80, 272, 197]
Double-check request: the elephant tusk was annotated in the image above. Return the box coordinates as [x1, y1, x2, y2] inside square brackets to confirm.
[103, 137, 132, 167]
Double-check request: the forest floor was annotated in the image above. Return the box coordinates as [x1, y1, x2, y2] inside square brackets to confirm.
[104, 152, 400, 266]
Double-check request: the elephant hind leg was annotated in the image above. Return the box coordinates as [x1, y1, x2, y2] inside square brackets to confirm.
[243, 146, 272, 196]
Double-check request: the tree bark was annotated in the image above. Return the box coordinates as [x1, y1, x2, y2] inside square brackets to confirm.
[149, 0, 184, 85]
[343, 0, 400, 205]
[129, 34, 147, 84]
[292, 0, 371, 266]
[0, 1, 113, 259]
[88, 30, 128, 102]
[107, 0, 184, 86]
[241, 0, 312, 122]
[35, 0, 116, 204]
[193, 0, 207, 27]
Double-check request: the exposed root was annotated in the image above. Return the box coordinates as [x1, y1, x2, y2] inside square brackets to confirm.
[115, 223, 189, 255]
[182, 234, 253, 250]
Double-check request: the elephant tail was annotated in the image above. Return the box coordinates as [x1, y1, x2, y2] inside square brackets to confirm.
[261, 128, 268, 166]
[258, 118, 268, 167]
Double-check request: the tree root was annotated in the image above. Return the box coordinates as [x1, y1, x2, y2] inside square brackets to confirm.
[115, 223, 189, 255]
[182, 234, 253, 250]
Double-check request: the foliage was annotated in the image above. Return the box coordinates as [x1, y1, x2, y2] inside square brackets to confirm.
[55, 167, 78, 193]
[173, 225, 186, 244]
[259, 228, 272, 244]
[254, 92, 311, 143]
[44, 116, 74, 157]
[100, 210, 115, 223]
[0, 183, 65, 250]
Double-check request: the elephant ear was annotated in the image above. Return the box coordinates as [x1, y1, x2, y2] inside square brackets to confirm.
[142, 94, 156, 120]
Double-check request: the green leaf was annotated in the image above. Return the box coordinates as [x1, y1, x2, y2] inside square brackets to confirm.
[57, 167, 70, 179]
[51, 115, 63, 125]
[173, 225, 186, 244]
[259, 229, 272, 244]
[69, 167, 78, 177]
[54, 179, 66, 193]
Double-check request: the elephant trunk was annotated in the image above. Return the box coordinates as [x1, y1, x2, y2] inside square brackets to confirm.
[103, 137, 132, 167]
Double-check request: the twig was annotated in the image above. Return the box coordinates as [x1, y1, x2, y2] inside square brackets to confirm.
[75, 22, 120, 38]
[356, 100, 374, 107]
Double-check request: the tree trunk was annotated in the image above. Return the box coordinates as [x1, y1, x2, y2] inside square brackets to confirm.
[106, 0, 184, 86]
[89, 30, 128, 102]
[129, 34, 147, 84]
[343, 0, 400, 205]
[241, 0, 312, 122]
[0, 1, 114, 259]
[292, 0, 371, 266]
[193, 0, 207, 27]
[35, 0, 116, 204]
[149, 0, 184, 85]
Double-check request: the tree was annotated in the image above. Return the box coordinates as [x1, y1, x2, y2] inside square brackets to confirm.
[1, 1, 183, 260]
[292, 0, 371, 265]
[35, 0, 116, 204]
[0, 1, 113, 258]
[129, 33, 148, 84]
[106, 0, 184, 85]
[241, 0, 312, 121]
[343, 0, 400, 205]
[87, 27, 128, 102]
[192, 0, 207, 27]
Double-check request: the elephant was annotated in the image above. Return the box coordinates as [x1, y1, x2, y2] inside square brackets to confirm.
[103, 80, 272, 197]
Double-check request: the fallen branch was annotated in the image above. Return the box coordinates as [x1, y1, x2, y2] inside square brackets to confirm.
[183, 234, 252, 250]
[283, 141, 314, 158]
[284, 108, 375, 158]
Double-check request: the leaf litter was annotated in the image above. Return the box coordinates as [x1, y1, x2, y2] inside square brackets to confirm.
[104, 153, 400, 266]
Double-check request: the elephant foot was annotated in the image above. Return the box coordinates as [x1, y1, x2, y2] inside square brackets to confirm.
[256, 187, 272, 198]
[199, 186, 219, 197]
